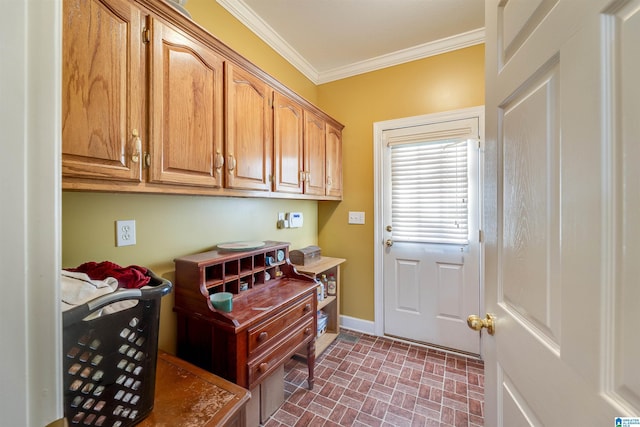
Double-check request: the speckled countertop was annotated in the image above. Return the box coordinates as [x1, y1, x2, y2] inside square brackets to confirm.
[137, 351, 250, 426]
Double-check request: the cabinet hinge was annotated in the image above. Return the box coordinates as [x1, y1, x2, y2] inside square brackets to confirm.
[142, 28, 151, 44]
[479, 229, 483, 243]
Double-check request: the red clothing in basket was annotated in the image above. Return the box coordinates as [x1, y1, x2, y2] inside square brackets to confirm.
[67, 261, 151, 289]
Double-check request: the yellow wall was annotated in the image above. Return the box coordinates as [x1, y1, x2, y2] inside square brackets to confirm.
[316, 45, 485, 321]
[62, 192, 318, 353]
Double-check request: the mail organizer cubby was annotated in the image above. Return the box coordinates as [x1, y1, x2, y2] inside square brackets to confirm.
[173, 241, 318, 391]
[189, 242, 289, 297]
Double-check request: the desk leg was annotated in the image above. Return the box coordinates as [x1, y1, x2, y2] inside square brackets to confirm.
[306, 340, 315, 390]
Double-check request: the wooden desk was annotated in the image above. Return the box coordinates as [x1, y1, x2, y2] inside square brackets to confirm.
[137, 351, 250, 427]
[173, 243, 317, 391]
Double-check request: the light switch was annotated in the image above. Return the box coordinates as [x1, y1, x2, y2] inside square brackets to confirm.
[348, 211, 365, 224]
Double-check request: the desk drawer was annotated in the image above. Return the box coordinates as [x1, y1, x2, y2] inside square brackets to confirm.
[247, 317, 314, 387]
[247, 294, 314, 356]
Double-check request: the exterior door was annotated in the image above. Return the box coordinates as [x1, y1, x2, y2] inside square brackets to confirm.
[379, 109, 483, 355]
[484, 0, 640, 424]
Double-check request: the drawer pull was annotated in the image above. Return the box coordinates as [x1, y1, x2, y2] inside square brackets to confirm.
[258, 332, 268, 342]
[304, 327, 312, 336]
[259, 362, 268, 373]
[303, 303, 311, 313]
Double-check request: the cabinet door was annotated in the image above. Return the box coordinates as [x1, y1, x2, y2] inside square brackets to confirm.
[325, 124, 342, 197]
[62, 0, 144, 182]
[273, 92, 303, 194]
[303, 111, 326, 196]
[225, 64, 273, 191]
[149, 21, 224, 188]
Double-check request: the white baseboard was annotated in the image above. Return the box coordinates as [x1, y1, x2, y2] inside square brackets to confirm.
[339, 315, 376, 335]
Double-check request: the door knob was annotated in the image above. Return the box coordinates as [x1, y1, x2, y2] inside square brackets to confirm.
[385, 239, 393, 247]
[467, 313, 495, 335]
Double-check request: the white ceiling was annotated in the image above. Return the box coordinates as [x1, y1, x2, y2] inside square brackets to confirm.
[216, 0, 485, 84]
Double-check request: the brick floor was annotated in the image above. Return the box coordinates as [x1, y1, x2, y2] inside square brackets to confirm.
[265, 331, 484, 427]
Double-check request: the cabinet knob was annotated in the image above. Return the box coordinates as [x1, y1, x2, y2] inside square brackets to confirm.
[304, 327, 312, 336]
[258, 362, 268, 373]
[258, 331, 268, 342]
[303, 303, 311, 313]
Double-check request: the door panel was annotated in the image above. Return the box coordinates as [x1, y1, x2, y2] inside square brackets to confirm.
[394, 257, 419, 312]
[437, 262, 464, 319]
[485, 0, 640, 424]
[502, 61, 560, 345]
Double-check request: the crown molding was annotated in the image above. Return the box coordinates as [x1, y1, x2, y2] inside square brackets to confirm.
[318, 28, 485, 84]
[217, 0, 484, 85]
[217, 0, 319, 82]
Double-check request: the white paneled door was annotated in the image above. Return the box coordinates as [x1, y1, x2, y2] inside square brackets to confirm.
[484, 0, 640, 424]
[377, 109, 483, 355]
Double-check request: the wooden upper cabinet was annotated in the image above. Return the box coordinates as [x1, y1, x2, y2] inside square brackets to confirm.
[62, 0, 343, 198]
[225, 63, 273, 191]
[325, 123, 343, 198]
[62, 0, 144, 182]
[273, 92, 304, 194]
[148, 20, 224, 188]
[303, 111, 326, 196]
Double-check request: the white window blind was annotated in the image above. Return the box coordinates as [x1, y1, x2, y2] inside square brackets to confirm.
[390, 139, 469, 245]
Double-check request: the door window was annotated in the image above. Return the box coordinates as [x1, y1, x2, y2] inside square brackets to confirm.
[390, 139, 469, 245]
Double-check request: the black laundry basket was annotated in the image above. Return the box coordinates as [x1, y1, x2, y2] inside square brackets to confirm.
[62, 271, 172, 427]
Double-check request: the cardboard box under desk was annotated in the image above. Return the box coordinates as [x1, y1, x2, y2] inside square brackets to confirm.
[245, 364, 284, 426]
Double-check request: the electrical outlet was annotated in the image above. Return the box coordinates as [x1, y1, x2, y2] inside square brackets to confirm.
[116, 220, 136, 246]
